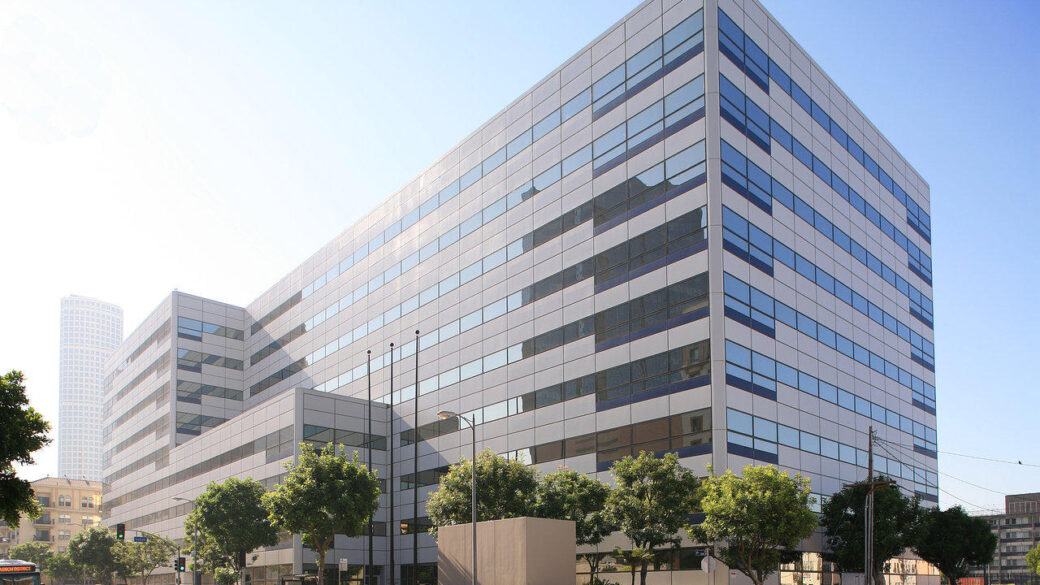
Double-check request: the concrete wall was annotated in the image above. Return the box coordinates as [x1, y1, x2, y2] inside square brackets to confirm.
[438, 517, 575, 585]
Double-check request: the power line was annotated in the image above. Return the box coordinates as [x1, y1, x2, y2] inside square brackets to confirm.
[873, 440, 931, 487]
[873, 438, 1004, 513]
[940, 450, 1040, 468]
[876, 438, 1010, 496]
[939, 472, 1008, 496]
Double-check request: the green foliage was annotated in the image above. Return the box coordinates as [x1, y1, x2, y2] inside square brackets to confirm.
[264, 443, 379, 585]
[0, 371, 51, 527]
[534, 468, 615, 577]
[114, 535, 178, 585]
[610, 547, 655, 585]
[426, 449, 539, 538]
[214, 567, 239, 585]
[604, 452, 699, 585]
[68, 526, 120, 585]
[9, 542, 54, 570]
[820, 476, 919, 585]
[47, 552, 81, 585]
[1026, 542, 1040, 577]
[692, 465, 817, 585]
[912, 505, 996, 584]
[186, 477, 278, 576]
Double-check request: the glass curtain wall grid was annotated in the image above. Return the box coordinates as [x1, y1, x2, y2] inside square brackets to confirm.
[251, 138, 708, 399]
[721, 207, 935, 371]
[248, 10, 706, 342]
[330, 273, 709, 407]
[725, 407, 938, 501]
[723, 272, 936, 413]
[716, 8, 931, 243]
[718, 74, 933, 290]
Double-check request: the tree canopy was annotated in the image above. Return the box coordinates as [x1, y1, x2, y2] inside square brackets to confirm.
[48, 552, 81, 585]
[1026, 542, 1040, 577]
[264, 443, 379, 585]
[693, 465, 817, 585]
[534, 468, 615, 578]
[114, 536, 178, 585]
[186, 477, 278, 575]
[820, 476, 919, 585]
[912, 505, 996, 584]
[426, 449, 539, 538]
[604, 451, 700, 585]
[0, 371, 51, 527]
[68, 526, 120, 585]
[9, 542, 54, 571]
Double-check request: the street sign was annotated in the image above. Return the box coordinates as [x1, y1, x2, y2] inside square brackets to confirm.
[133, 536, 148, 543]
[338, 559, 349, 571]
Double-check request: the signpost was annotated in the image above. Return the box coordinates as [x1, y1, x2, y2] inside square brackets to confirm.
[337, 559, 348, 585]
[133, 536, 148, 543]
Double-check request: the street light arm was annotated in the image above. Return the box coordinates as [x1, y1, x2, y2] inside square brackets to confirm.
[435, 411, 478, 585]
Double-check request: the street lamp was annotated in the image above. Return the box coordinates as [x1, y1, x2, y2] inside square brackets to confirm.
[437, 411, 476, 585]
[172, 497, 198, 585]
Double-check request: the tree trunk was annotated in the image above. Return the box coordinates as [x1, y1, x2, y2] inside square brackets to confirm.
[639, 561, 649, 585]
[586, 555, 600, 582]
[315, 547, 327, 585]
[872, 565, 886, 585]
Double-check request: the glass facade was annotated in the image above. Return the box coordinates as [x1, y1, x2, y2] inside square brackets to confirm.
[101, 0, 936, 584]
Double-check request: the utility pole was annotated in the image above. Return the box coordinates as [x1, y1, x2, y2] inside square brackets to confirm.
[366, 351, 373, 585]
[412, 331, 419, 585]
[846, 427, 891, 585]
[388, 343, 395, 585]
[865, 426, 874, 585]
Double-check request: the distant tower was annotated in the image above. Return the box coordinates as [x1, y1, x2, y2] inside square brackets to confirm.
[59, 296, 122, 481]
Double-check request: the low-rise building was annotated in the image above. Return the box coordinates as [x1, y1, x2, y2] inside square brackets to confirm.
[972, 493, 1040, 585]
[0, 477, 103, 557]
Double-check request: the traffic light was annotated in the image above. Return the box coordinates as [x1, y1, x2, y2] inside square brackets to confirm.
[237, 551, 246, 568]
[116, 524, 125, 540]
[176, 557, 186, 572]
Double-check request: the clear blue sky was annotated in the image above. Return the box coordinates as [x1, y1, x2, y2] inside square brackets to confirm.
[1, 0, 1036, 512]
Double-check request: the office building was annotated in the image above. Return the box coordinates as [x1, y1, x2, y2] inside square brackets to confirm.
[972, 493, 1040, 585]
[0, 477, 103, 557]
[60, 295, 123, 482]
[102, 0, 937, 583]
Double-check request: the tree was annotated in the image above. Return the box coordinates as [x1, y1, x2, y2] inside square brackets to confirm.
[611, 547, 654, 585]
[47, 552, 81, 585]
[68, 526, 120, 585]
[1026, 542, 1040, 577]
[264, 443, 380, 585]
[0, 371, 51, 527]
[912, 505, 996, 584]
[820, 476, 919, 585]
[185, 478, 277, 579]
[604, 451, 700, 585]
[534, 468, 615, 580]
[692, 465, 817, 585]
[114, 536, 178, 585]
[426, 449, 539, 538]
[9, 542, 54, 571]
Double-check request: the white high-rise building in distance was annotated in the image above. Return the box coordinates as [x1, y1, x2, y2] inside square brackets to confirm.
[59, 295, 123, 481]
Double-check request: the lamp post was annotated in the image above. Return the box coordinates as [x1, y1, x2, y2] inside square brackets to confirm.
[437, 411, 476, 585]
[173, 497, 199, 585]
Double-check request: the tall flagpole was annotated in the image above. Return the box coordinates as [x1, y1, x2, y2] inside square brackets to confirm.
[366, 350, 373, 585]
[388, 342, 395, 585]
[412, 330, 420, 585]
